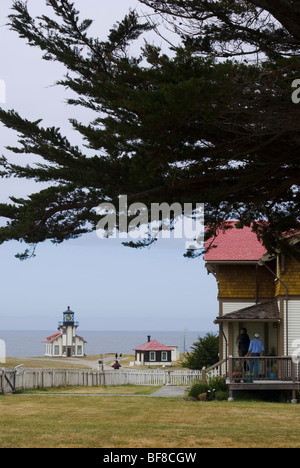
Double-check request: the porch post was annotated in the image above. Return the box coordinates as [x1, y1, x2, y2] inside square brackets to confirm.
[264, 323, 269, 355]
[228, 323, 233, 356]
[228, 356, 234, 401]
[291, 361, 297, 404]
[228, 355, 233, 383]
[278, 298, 284, 356]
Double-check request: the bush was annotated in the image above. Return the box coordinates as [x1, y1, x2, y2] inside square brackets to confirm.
[188, 382, 209, 400]
[215, 391, 229, 401]
[208, 376, 227, 392]
[207, 376, 228, 401]
[182, 333, 219, 370]
[188, 376, 229, 402]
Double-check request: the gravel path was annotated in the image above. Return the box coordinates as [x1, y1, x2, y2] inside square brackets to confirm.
[149, 386, 189, 398]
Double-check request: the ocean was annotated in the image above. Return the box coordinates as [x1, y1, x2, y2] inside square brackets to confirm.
[0, 330, 208, 357]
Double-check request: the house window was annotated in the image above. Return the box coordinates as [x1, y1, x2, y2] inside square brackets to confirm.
[150, 351, 156, 361]
[162, 352, 168, 361]
[62, 346, 66, 355]
[54, 345, 60, 356]
[77, 345, 82, 355]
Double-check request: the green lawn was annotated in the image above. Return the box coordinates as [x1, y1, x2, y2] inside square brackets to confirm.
[0, 391, 299, 448]
[15, 384, 161, 395]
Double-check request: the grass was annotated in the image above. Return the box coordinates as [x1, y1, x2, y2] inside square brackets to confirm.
[15, 384, 161, 395]
[2, 357, 91, 369]
[0, 392, 299, 448]
[2, 353, 186, 370]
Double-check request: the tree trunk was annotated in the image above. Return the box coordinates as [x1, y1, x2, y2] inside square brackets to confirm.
[251, 0, 300, 40]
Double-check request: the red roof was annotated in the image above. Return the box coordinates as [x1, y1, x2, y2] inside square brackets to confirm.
[134, 340, 173, 352]
[43, 330, 62, 343]
[205, 221, 267, 262]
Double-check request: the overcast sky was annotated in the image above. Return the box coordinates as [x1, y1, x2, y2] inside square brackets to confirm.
[0, 0, 218, 332]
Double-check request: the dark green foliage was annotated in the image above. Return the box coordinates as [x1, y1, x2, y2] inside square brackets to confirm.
[188, 382, 209, 400]
[140, 0, 300, 59]
[206, 376, 228, 401]
[215, 391, 229, 401]
[0, 1, 299, 259]
[183, 333, 219, 370]
[188, 376, 228, 401]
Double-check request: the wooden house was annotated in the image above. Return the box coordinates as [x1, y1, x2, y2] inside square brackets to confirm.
[205, 222, 300, 400]
[134, 336, 174, 366]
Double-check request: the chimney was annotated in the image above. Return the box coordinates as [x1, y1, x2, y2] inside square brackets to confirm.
[147, 335, 151, 343]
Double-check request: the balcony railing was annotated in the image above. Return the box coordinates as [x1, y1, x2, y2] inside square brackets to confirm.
[229, 356, 299, 383]
[58, 321, 79, 327]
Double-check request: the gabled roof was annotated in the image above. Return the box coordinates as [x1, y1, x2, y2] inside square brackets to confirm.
[205, 221, 267, 262]
[215, 301, 280, 323]
[43, 330, 62, 343]
[76, 334, 87, 344]
[43, 330, 86, 343]
[134, 340, 172, 352]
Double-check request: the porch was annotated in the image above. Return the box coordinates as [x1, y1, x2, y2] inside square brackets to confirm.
[202, 355, 300, 401]
[209, 300, 300, 400]
[216, 301, 282, 358]
[227, 356, 300, 401]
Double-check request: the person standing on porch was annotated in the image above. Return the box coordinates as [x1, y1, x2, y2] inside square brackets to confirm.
[238, 328, 250, 357]
[238, 328, 250, 372]
[247, 333, 265, 377]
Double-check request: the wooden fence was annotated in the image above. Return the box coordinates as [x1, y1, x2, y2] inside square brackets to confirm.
[0, 368, 203, 393]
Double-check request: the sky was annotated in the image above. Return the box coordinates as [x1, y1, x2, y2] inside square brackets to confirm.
[0, 0, 218, 332]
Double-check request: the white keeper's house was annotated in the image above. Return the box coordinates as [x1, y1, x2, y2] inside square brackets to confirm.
[43, 307, 86, 358]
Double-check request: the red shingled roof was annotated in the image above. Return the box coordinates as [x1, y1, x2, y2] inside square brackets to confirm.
[205, 221, 267, 262]
[134, 340, 172, 352]
[43, 330, 62, 343]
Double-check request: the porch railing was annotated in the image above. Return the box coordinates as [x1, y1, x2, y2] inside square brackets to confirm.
[229, 356, 299, 383]
[201, 358, 228, 383]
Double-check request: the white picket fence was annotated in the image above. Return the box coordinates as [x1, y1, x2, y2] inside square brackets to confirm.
[7, 368, 204, 392]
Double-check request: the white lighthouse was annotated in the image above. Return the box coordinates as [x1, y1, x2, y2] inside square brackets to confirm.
[44, 307, 86, 358]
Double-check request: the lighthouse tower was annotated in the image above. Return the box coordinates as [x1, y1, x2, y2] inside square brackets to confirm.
[43, 306, 86, 358]
[59, 306, 79, 358]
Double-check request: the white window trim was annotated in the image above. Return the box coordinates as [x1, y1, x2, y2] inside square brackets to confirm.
[150, 351, 156, 361]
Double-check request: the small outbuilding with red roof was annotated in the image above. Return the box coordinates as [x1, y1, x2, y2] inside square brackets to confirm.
[134, 336, 178, 366]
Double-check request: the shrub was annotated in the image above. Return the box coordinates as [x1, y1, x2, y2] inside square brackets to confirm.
[215, 391, 229, 401]
[182, 333, 219, 370]
[188, 382, 209, 400]
[188, 376, 229, 402]
[207, 376, 228, 401]
[208, 376, 227, 392]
